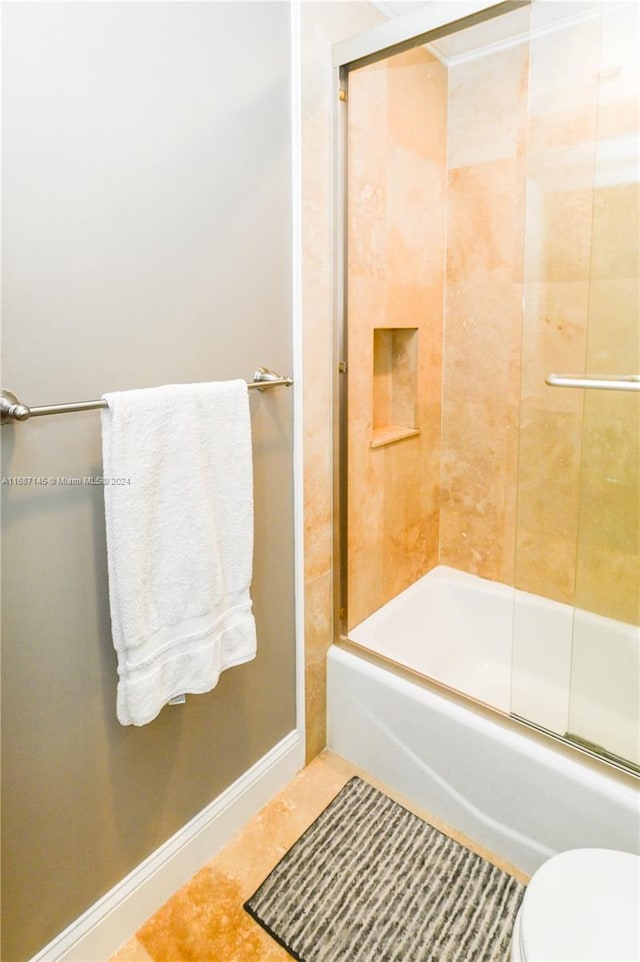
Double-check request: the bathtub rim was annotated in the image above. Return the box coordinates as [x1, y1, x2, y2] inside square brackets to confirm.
[335, 637, 640, 786]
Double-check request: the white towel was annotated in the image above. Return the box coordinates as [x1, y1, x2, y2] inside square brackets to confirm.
[101, 380, 257, 726]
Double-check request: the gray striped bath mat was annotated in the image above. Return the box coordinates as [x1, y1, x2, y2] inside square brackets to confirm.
[244, 776, 525, 962]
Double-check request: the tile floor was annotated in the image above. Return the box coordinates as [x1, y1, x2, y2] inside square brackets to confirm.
[107, 751, 528, 962]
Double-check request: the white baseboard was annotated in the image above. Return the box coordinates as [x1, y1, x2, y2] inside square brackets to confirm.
[30, 729, 304, 962]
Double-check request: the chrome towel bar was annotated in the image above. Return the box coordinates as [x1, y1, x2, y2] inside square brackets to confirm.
[0, 368, 293, 425]
[546, 374, 640, 393]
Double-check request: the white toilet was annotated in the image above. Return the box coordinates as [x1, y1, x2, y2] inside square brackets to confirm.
[511, 848, 640, 961]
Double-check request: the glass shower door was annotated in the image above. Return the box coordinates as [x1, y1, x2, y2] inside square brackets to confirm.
[565, 0, 639, 769]
[511, 0, 640, 772]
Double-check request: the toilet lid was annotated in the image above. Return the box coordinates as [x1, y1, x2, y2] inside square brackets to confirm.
[520, 848, 640, 962]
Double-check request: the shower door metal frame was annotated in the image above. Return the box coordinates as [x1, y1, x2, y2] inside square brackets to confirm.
[330, 0, 639, 781]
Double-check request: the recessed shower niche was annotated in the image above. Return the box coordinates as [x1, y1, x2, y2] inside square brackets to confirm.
[371, 327, 419, 448]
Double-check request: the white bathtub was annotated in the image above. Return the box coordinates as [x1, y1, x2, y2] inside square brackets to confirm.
[327, 645, 640, 875]
[328, 567, 640, 875]
[348, 565, 515, 712]
[347, 565, 639, 765]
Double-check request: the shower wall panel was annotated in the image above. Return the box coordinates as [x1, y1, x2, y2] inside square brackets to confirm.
[439, 43, 528, 584]
[347, 47, 447, 630]
[515, 13, 601, 607]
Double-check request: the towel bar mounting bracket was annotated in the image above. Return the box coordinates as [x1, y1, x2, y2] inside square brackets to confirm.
[1, 390, 31, 425]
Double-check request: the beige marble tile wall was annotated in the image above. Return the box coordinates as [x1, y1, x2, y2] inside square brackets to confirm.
[516, 2, 639, 624]
[573, 2, 640, 625]
[441, 3, 638, 625]
[514, 12, 600, 605]
[439, 41, 529, 584]
[346, 48, 448, 631]
[300, 2, 385, 761]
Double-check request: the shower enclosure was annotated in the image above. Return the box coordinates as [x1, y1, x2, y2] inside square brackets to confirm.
[339, 0, 639, 774]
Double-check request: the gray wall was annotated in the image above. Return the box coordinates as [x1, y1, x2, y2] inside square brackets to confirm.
[0, 4, 295, 960]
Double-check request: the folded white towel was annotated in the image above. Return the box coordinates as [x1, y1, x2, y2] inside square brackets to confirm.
[101, 380, 257, 726]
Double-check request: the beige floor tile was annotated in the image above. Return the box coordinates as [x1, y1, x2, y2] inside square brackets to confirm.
[107, 751, 528, 962]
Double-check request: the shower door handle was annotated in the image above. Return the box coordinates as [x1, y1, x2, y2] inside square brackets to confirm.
[546, 374, 640, 392]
